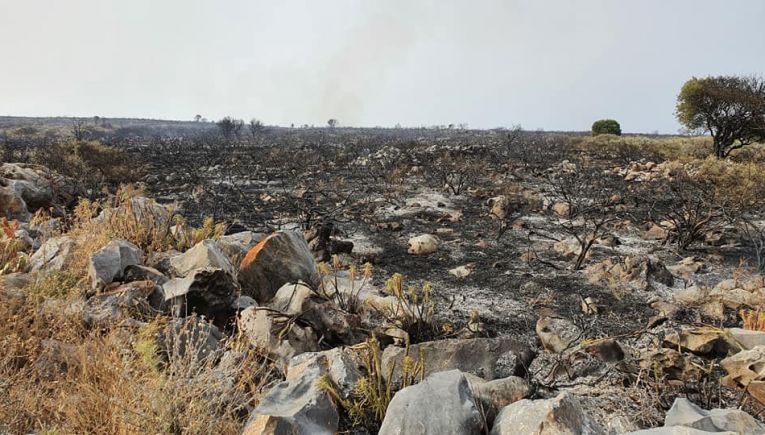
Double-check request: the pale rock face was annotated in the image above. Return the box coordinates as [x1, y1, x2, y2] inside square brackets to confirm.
[379, 370, 484, 435]
[407, 234, 439, 255]
[490, 392, 605, 435]
[238, 231, 320, 304]
[487, 195, 510, 219]
[27, 235, 75, 272]
[243, 353, 339, 435]
[87, 239, 143, 290]
[169, 239, 235, 278]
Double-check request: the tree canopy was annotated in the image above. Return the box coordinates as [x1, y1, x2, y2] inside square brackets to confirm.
[676, 75, 765, 158]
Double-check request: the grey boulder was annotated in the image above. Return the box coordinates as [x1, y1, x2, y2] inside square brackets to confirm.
[379, 370, 484, 435]
[87, 239, 143, 290]
[490, 392, 605, 435]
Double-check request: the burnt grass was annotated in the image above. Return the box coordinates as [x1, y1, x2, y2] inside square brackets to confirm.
[123, 129, 676, 339]
[110, 126, 765, 422]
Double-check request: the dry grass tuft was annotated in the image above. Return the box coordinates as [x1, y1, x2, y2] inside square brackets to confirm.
[0, 301, 275, 434]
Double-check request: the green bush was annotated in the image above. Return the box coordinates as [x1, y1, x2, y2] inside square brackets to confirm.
[592, 119, 622, 136]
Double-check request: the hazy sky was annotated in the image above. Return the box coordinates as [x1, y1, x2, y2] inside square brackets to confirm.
[1, 1, 764, 132]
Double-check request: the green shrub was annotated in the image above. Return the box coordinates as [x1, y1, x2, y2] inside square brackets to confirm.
[591, 119, 622, 136]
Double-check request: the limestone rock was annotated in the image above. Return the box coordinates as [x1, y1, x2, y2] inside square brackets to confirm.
[490, 392, 605, 435]
[407, 234, 439, 255]
[87, 239, 143, 290]
[27, 235, 74, 272]
[239, 306, 318, 368]
[287, 348, 362, 400]
[627, 398, 764, 434]
[721, 345, 765, 405]
[382, 337, 534, 387]
[537, 316, 582, 353]
[238, 231, 320, 303]
[243, 352, 338, 435]
[379, 370, 484, 435]
[664, 327, 726, 355]
[170, 239, 234, 277]
[216, 231, 266, 266]
[162, 267, 238, 321]
[727, 328, 765, 351]
[83, 280, 156, 328]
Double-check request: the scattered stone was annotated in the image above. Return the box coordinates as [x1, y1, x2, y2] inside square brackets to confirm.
[162, 267, 238, 321]
[243, 351, 338, 435]
[379, 370, 484, 435]
[726, 327, 765, 351]
[536, 316, 582, 353]
[490, 392, 605, 435]
[628, 398, 765, 434]
[239, 306, 319, 367]
[238, 231, 320, 303]
[83, 280, 156, 327]
[382, 337, 534, 387]
[87, 239, 143, 290]
[449, 264, 474, 278]
[721, 345, 765, 405]
[664, 327, 726, 355]
[27, 235, 74, 272]
[408, 234, 439, 255]
[287, 348, 362, 400]
[170, 239, 235, 277]
[216, 231, 266, 266]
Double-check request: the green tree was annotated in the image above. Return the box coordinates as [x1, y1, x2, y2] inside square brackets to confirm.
[591, 119, 621, 136]
[676, 75, 765, 158]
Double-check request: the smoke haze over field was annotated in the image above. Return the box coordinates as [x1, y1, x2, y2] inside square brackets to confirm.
[0, 0, 764, 132]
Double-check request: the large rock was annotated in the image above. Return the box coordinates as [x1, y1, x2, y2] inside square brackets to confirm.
[162, 267, 238, 321]
[287, 348, 362, 400]
[468, 374, 532, 426]
[268, 282, 315, 315]
[83, 280, 157, 328]
[627, 398, 764, 434]
[243, 352, 338, 435]
[537, 316, 582, 353]
[490, 392, 605, 435]
[170, 239, 235, 277]
[727, 328, 765, 351]
[721, 345, 765, 405]
[239, 306, 319, 368]
[664, 327, 727, 355]
[382, 337, 534, 387]
[216, 231, 266, 265]
[0, 163, 76, 221]
[379, 370, 484, 435]
[27, 235, 74, 272]
[664, 398, 764, 434]
[87, 239, 143, 290]
[238, 231, 320, 303]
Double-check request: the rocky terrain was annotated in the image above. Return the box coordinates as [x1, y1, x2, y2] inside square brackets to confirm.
[3, 125, 765, 434]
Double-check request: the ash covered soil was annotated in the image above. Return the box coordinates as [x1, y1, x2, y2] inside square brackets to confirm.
[130, 128, 765, 429]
